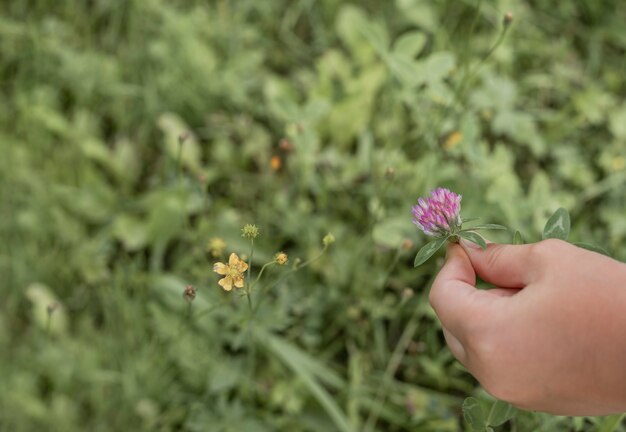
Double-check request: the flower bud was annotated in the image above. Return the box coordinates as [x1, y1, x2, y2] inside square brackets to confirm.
[322, 233, 335, 247]
[275, 252, 288, 265]
[385, 167, 395, 180]
[47, 302, 59, 316]
[241, 224, 260, 239]
[279, 138, 294, 152]
[503, 12, 513, 26]
[208, 237, 226, 258]
[183, 285, 196, 302]
[270, 155, 282, 171]
[178, 132, 189, 145]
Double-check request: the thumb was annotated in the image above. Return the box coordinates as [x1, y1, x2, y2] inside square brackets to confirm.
[460, 239, 535, 288]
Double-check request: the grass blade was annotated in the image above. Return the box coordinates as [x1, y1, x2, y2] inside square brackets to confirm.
[255, 329, 354, 432]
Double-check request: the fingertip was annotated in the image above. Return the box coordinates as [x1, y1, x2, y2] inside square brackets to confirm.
[440, 242, 475, 286]
[429, 242, 478, 335]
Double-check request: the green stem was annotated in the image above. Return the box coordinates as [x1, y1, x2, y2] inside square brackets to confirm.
[363, 308, 421, 432]
[432, 18, 511, 144]
[176, 139, 183, 181]
[247, 239, 254, 284]
[192, 301, 231, 320]
[296, 245, 328, 269]
[249, 261, 275, 314]
[187, 301, 193, 321]
[244, 239, 255, 310]
[379, 245, 403, 290]
[254, 246, 329, 312]
[246, 292, 252, 311]
[251, 262, 275, 291]
[456, 24, 510, 102]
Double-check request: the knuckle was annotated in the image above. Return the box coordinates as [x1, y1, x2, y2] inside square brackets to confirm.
[485, 244, 507, 270]
[428, 286, 445, 317]
[535, 238, 568, 254]
[467, 329, 497, 362]
[527, 239, 569, 268]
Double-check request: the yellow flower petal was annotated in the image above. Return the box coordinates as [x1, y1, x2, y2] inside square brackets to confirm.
[229, 253, 239, 266]
[233, 276, 244, 288]
[213, 262, 228, 275]
[237, 261, 249, 273]
[218, 276, 233, 291]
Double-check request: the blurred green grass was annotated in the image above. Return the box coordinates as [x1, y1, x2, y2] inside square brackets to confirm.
[1, 1, 625, 431]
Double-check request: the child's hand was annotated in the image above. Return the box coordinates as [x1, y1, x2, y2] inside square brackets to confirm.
[429, 239, 626, 415]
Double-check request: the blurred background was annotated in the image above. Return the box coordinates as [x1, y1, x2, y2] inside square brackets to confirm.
[1, 1, 625, 431]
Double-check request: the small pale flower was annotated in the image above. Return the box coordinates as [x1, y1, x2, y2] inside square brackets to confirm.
[411, 188, 462, 236]
[275, 252, 288, 265]
[213, 253, 249, 291]
[503, 11, 513, 26]
[322, 233, 335, 247]
[208, 237, 226, 257]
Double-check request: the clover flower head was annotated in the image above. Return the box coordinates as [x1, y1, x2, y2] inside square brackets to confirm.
[213, 253, 249, 291]
[411, 188, 462, 236]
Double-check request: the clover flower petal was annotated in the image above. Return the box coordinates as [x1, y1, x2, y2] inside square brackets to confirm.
[411, 188, 462, 236]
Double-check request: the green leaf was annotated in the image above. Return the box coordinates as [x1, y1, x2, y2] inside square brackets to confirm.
[464, 224, 508, 231]
[392, 31, 426, 58]
[372, 217, 412, 249]
[486, 400, 517, 427]
[255, 329, 354, 432]
[25, 283, 68, 336]
[413, 236, 447, 267]
[572, 242, 610, 256]
[386, 54, 420, 88]
[461, 217, 480, 224]
[458, 231, 487, 250]
[597, 413, 625, 432]
[417, 51, 456, 85]
[542, 208, 571, 240]
[462, 397, 487, 431]
[513, 231, 524, 245]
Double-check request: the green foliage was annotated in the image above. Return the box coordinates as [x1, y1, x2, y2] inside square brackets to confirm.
[458, 231, 487, 250]
[542, 207, 571, 241]
[1, 0, 626, 431]
[414, 236, 448, 267]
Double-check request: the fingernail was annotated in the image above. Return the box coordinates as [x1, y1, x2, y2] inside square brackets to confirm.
[460, 238, 481, 250]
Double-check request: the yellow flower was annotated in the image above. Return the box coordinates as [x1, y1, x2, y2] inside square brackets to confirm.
[208, 237, 226, 257]
[275, 252, 288, 265]
[443, 131, 462, 150]
[611, 156, 625, 171]
[213, 253, 248, 291]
